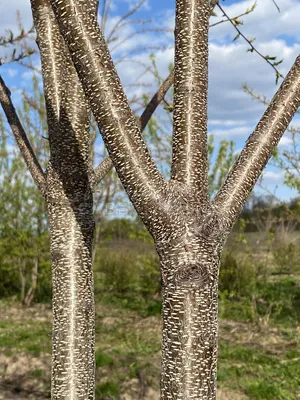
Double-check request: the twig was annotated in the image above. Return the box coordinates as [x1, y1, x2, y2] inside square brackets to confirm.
[217, 3, 284, 83]
[271, 0, 280, 13]
[0, 75, 46, 195]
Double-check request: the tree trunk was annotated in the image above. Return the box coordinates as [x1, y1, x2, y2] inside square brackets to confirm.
[19, 258, 26, 305]
[157, 237, 223, 400]
[23, 257, 38, 307]
[47, 165, 95, 399]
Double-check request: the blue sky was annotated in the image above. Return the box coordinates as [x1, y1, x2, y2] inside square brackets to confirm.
[1, 0, 300, 204]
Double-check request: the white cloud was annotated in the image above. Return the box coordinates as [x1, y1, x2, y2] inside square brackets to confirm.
[7, 68, 18, 77]
[262, 170, 284, 180]
[209, 125, 252, 138]
[278, 136, 293, 147]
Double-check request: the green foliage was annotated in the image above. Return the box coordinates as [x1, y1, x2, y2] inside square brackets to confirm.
[94, 243, 161, 316]
[255, 278, 300, 326]
[0, 75, 51, 304]
[219, 250, 256, 298]
[273, 242, 300, 274]
[96, 247, 160, 295]
[100, 218, 153, 243]
[245, 381, 295, 400]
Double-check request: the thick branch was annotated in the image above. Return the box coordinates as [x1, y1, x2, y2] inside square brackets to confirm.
[50, 0, 166, 227]
[31, 0, 98, 398]
[213, 55, 300, 230]
[91, 1, 227, 188]
[171, 0, 210, 200]
[0, 75, 46, 195]
[92, 69, 174, 187]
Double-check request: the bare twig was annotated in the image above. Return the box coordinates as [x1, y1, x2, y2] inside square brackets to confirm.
[271, 0, 280, 13]
[0, 75, 46, 195]
[217, 3, 284, 83]
[243, 83, 300, 116]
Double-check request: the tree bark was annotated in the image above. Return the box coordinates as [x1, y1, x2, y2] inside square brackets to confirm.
[50, 0, 300, 397]
[47, 175, 94, 399]
[155, 186, 227, 399]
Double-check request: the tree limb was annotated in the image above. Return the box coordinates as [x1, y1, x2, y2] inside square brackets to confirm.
[92, 69, 174, 187]
[50, 0, 166, 227]
[30, 0, 98, 398]
[171, 0, 210, 199]
[213, 55, 300, 230]
[0, 75, 46, 195]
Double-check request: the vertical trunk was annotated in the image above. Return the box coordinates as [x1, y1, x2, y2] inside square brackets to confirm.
[47, 170, 95, 399]
[19, 258, 26, 304]
[157, 238, 223, 400]
[92, 221, 101, 265]
[23, 257, 38, 307]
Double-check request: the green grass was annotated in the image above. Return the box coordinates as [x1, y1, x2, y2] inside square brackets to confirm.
[218, 340, 300, 399]
[0, 267, 299, 399]
[95, 381, 119, 399]
[31, 368, 43, 378]
[0, 320, 51, 354]
[95, 350, 115, 367]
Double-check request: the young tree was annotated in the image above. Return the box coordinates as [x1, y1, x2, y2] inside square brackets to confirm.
[0, 1, 299, 399]
[0, 2, 172, 399]
[47, 0, 300, 398]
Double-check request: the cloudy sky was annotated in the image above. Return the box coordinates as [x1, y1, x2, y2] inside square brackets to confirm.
[1, 0, 300, 202]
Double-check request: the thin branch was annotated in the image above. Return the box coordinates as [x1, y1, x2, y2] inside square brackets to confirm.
[92, 69, 174, 188]
[271, 0, 280, 12]
[210, 8, 255, 28]
[171, 0, 210, 198]
[217, 3, 284, 83]
[243, 83, 300, 116]
[106, 0, 147, 43]
[0, 75, 46, 195]
[110, 27, 172, 53]
[213, 55, 300, 230]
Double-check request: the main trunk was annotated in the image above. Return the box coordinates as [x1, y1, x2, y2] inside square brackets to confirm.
[47, 166, 95, 399]
[157, 235, 223, 400]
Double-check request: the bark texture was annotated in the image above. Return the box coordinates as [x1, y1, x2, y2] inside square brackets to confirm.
[155, 184, 227, 399]
[31, 0, 96, 398]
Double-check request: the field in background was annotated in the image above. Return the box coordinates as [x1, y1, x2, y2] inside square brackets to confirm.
[0, 230, 300, 399]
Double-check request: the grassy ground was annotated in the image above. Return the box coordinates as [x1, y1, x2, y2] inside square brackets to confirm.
[0, 233, 299, 399]
[0, 292, 299, 400]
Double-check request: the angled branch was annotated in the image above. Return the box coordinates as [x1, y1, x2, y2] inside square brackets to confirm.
[50, 0, 166, 227]
[171, 0, 210, 200]
[213, 56, 300, 230]
[92, 69, 174, 187]
[0, 75, 46, 195]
